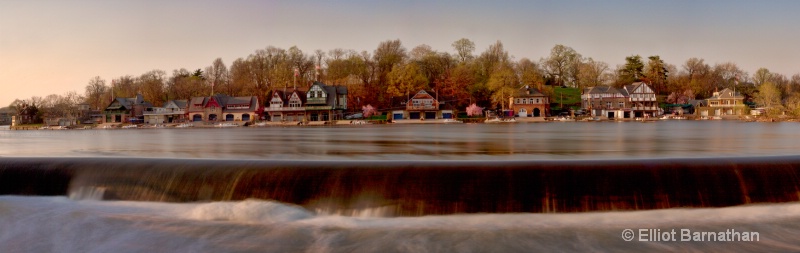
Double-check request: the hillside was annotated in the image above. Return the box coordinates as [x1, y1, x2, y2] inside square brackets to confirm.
[550, 86, 582, 110]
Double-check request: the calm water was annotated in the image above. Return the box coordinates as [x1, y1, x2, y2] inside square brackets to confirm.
[1, 121, 799, 160]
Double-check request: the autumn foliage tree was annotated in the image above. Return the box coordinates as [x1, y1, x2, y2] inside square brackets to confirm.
[18, 38, 800, 120]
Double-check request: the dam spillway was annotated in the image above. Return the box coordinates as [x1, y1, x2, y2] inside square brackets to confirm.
[1, 157, 799, 216]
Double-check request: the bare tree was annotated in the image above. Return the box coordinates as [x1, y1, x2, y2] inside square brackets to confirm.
[137, 70, 167, 106]
[85, 76, 109, 110]
[542, 44, 580, 87]
[205, 58, 228, 96]
[576, 58, 608, 89]
[753, 68, 772, 87]
[451, 38, 475, 63]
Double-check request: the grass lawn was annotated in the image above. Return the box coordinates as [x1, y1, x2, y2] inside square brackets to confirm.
[551, 86, 582, 110]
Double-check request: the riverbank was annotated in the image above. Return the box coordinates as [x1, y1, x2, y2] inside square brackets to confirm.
[7, 115, 798, 130]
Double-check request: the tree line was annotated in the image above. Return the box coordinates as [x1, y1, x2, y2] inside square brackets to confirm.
[9, 39, 800, 119]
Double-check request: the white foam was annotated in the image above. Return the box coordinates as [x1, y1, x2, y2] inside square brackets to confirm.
[3, 196, 800, 252]
[187, 199, 313, 223]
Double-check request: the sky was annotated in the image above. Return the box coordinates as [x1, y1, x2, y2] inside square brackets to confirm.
[1, 0, 799, 107]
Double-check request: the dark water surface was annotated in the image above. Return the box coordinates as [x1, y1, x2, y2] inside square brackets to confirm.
[1, 121, 798, 160]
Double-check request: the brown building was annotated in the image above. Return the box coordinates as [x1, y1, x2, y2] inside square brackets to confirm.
[265, 89, 307, 122]
[391, 90, 454, 120]
[696, 88, 746, 117]
[582, 82, 659, 119]
[187, 95, 259, 122]
[304, 81, 348, 122]
[509, 86, 549, 118]
[104, 94, 152, 123]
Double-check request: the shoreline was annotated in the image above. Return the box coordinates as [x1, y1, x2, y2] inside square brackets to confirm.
[6, 116, 797, 130]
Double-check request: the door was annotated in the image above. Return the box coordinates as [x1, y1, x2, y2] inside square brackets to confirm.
[425, 112, 436, 120]
[533, 108, 541, 117]
[226, 114, 234, 121]
[193, 114, 202, 122]
[242, 114, 250, 122]
[519, 108, 527, 117]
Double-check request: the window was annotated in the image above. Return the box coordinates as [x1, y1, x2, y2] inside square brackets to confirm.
[619, 102, 624, 108]
[606, 102, 612, 108]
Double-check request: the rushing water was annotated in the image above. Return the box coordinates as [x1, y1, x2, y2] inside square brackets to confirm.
[2, 121, 800, 252]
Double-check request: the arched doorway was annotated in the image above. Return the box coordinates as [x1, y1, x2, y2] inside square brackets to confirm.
[242, 114, 250, 122]
[533, 108, 541, 117]
[209, 114, 218, 121]
[192, 114, 202, 122]
[226, 114, 234, 121]
[519, 108, 528, 117]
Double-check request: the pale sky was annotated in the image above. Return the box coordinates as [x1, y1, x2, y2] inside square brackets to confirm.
[1, 0, 798, 107]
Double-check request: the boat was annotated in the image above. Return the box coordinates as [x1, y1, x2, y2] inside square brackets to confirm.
[485, 117, 517, 123]
[351, 120, 370, 125]
[215, 122, 240, 128]
[175, 123, 193, 128]
[484, 117, 503, 123]
[443, 119, 463, 124]
[121, 125, 138, 129]
[254, 122, 268, 127]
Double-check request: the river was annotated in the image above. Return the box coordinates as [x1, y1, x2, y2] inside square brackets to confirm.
[1, 121, 798, 160]
[1, 121, 800, 252]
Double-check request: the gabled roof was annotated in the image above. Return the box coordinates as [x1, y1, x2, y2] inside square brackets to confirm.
[188, 97, 207, 112]
[289, 90, 307, 104]
[324, 85, 338, 106]
[271, 90, 287, 102]
[224, 96, 259, 113]
[623, 82, 655, 96]
[226, 96, 251, 106]
[410, 90, 435, 100]
[206, 94, 230, 108]
[164, 99, 188, 109]
[585, 85, 622, 95]
[308, 81, 346, 107]
[105, 94, 152, 110]
[710, 88, 743, 99]
[514, 85, 547, 97]
[172, 100, 188, 109]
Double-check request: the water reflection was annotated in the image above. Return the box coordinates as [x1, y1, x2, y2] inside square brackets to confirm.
[0, 121, 798, 160]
